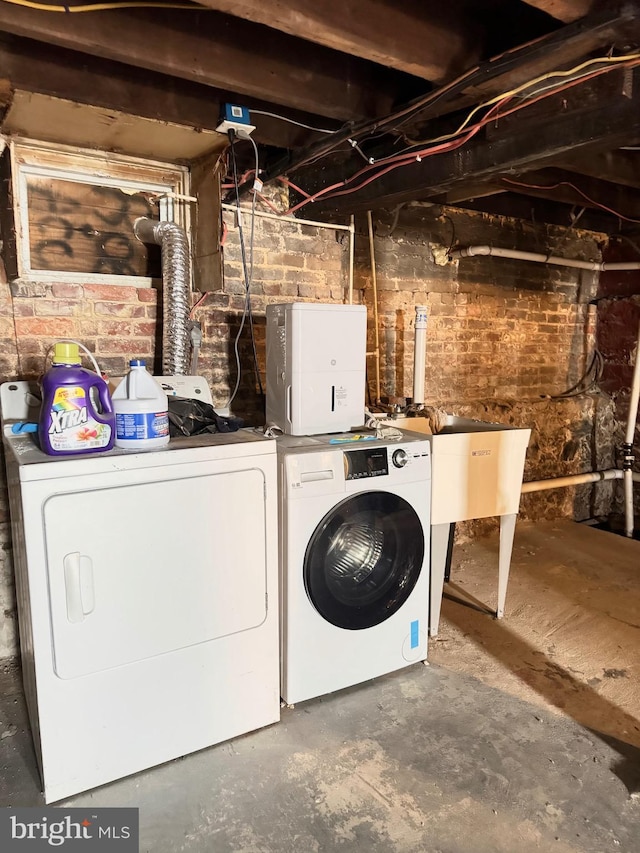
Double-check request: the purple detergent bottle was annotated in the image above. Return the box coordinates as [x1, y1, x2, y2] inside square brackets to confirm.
[39, 341, 115, 456]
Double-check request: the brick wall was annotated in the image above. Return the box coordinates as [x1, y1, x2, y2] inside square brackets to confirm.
[353, 205, 616, 535]
[0, 197, 621, 659]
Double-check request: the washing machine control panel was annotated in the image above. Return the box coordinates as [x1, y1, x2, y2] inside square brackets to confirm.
[392, 448, 409, 468]
[344, 447, 389, 480]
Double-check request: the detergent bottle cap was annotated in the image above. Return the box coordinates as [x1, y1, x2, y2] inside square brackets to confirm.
[52, 342, 81, 365]
[129, 359, 146, 367]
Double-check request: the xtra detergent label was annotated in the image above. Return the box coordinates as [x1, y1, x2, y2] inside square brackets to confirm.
[48, 386, 111, 451]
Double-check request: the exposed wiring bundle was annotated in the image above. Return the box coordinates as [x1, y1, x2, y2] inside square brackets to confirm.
[224, 129, 264, 413]
[275, 52, 640, 217]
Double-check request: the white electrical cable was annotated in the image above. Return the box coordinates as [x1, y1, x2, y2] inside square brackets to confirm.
[250, 109, 339, 134]
[225, 133, 260, 411]
[45, 338, 102, 377]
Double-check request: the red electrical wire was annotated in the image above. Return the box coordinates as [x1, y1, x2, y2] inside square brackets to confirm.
[284, 96, 511, 214]
[189, 291, 209, 318]
[502, 177, 640, 224]
[282, 59, 640, 216]
[278, 177, 312, 198]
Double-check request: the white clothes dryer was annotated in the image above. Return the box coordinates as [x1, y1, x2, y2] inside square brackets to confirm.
[277, 432, 431, 705]
[1, 381, 280, 803]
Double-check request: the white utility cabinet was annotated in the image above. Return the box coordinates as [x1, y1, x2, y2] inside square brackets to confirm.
[1, 381, 280, 803]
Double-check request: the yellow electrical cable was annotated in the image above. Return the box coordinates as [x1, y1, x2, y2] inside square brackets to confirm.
[0, 0, 204, 11]
[401, 52, 640, 150]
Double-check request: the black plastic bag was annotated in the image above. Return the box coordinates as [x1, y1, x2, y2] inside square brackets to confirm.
[167, 396, 244, 437]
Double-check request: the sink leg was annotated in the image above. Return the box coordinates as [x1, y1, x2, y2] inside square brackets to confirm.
[430, 522, 452, 637]
[497, 513, 517, 619]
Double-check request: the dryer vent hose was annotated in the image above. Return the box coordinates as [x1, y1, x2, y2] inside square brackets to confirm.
[134, 217, 191, 375]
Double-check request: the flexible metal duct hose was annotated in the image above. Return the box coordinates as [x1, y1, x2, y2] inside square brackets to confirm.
[134, 217, 191, 375]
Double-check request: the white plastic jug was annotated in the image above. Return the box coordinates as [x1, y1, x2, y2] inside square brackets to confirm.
[112, 360, 170, 450]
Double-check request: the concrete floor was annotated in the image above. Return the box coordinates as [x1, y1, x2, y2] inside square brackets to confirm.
[0, 520, 639, 852]
[430, 519, 640, 749]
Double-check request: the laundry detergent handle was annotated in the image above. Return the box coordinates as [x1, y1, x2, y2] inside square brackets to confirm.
[38, 341, 115, 456]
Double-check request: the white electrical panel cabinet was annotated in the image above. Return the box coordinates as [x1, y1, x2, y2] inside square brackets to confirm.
[1, 382, 280, 803]
[266, 302, 367, 435]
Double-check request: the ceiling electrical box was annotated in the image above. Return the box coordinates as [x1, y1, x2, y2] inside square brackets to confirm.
[216, 103, 255, 136]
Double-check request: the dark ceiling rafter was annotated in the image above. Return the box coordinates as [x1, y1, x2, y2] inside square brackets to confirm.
[252, 0, 640, 195]
[0, 33, 328, 151]
[554, 150, 640, 190]
[0, 0, 639, 232]
[292, 68, 640, 216]
[520, 0, 596, 22]
[497, 168, 640, 222]
[194, 0, 487, 82]
[0, 4, 416, 121]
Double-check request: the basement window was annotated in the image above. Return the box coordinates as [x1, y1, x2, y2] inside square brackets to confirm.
[7, 139, 191, 286]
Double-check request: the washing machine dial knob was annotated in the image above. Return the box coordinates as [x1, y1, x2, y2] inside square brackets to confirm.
[392, 448, 409, 468]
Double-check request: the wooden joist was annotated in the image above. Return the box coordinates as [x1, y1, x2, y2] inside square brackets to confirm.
[0, 34, 328, 150]
[296, 68, 640, 213]
[257, 1, 640, 190]
[195, 0, 484, 82]
[497, 167, 640, 220]
[0, 6, 410, 121]
[520, 0, 595, 23]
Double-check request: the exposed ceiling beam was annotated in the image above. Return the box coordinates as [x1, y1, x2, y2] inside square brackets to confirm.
[0, 6, 411, 121]
[497, 167, 640, 220]
[0, 34, 323, 150]
[520, 0, 595, 23]
[554, 149, 640, 189]
[435, 184, 507, 204]
[256, 1, 640, 189]
[195, 0, 484, 82]
[454, 193, 617, 232]
[402, 0, 640, 127]
[295, 68, 640, 213]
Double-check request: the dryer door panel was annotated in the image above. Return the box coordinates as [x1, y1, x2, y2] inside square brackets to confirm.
[44, 467, 267, 679]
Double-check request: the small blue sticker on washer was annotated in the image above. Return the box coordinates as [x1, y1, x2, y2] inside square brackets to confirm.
[410, 619, 419, 649]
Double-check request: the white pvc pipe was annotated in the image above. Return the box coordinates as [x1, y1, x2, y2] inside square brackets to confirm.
[413, 306, 428, 407]
[624, 321, 640, 445]
[348, 214, 355, 305]
[520, 469, 622, 494]
[449, 244, 640, 272]
[624, 321, 640, 536]
[220, 202, 352, 231]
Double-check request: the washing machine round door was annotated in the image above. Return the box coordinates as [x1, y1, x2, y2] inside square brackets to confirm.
[303, 491, 425, 630]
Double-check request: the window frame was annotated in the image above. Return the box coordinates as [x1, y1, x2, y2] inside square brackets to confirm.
[9, 138, 191, 287]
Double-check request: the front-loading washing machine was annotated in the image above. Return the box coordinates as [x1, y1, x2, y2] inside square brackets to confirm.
[277, 431, 431, 705]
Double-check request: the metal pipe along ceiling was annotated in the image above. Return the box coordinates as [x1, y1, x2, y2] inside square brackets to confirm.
[134, 217, 191, 375]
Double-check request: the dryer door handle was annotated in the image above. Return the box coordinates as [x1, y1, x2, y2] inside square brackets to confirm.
[63, 552, 95, 623]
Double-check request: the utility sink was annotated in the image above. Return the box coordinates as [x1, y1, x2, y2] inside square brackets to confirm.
[393, 413, 531, 635]
[392, 414, 531, 524]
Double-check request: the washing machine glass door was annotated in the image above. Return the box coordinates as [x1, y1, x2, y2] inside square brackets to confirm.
[304, 491, 424, 629]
